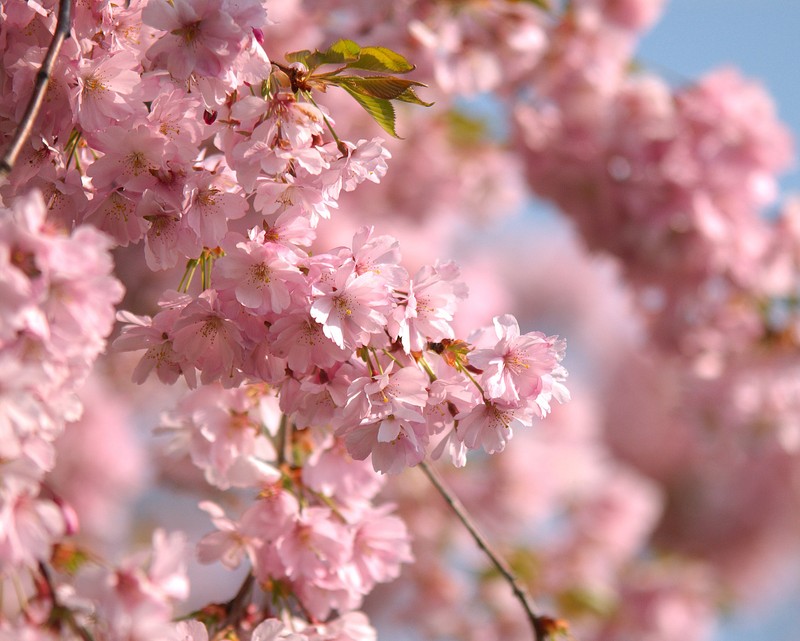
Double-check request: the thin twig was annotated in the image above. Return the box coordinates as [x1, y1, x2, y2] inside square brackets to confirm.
[302, 90, 349, 156]
[418, 460, 550, 641]
[0, 0, 73, 180]
[38, 562, 95, 641]
[276, 413, 290, 466]
[215, 572, 255, 634]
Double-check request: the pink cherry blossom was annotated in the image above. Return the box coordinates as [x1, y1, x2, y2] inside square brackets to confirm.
[456, 401, 535, 455]
[169, 620, 209, 641]
[252, 619, 309, 641]
[310, 262, 393, 350]
[346, 505, 412, 592]
[325, 139, 391, 198]
[86, 124, 171, 194]
[279, 364, 355, 430]
[0, 489, 65, 570]
[170, 290, 246, 386]
[184, 165, 248, 247]
[469, 314, 565, 404]
[73, 49, 143, 132]
[302, 437, 384, 503]
[340, 363, 429, 429]
[143, 0, 252, 81]
[349, 226, 406, 289]
[196, 500, 279, 569]
[344, 418, 429, 475]
[215, 229, 304, 314]
[268, 313, 350, 375]
[139, 190, 201, 271]
[391, 261, 467, 354]
[254, 174, 337, 226]
[84, 189, 147, 247]
[73, 529, 189, 640]
[306, 612, 376, 641]
[114, 302, 197, 387]
[278, 506, 353, 581]
[159, 383, 281, 489]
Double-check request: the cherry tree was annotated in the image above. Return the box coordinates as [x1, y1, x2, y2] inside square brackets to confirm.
[0, 1, 797, 641]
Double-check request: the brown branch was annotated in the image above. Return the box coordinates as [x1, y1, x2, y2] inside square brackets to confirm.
[38, 562, 95, 641]
[218, 572, 255, 632]
[0, 0, 73, 181]
[419, 460, 552, 641]
[276, 413, 291, 467]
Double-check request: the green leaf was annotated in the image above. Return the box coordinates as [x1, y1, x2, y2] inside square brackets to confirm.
[285, 40, 362, 72]
[346, 46, 415, 73]
[514, 0, 552, 9]
[393, 86, 434, 107]
[285, 49, 312, 65]
[307, 39, 361, 69]
[340, 85, 399, 138]
[327, 39, 362, 62]
[331, 75, 426, 100]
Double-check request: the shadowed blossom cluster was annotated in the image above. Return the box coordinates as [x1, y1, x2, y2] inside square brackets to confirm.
[117, 225, 568, 474]
[0, 191, 123, 575]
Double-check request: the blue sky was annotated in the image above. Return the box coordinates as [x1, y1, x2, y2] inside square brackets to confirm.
[638, 0, 800, 194]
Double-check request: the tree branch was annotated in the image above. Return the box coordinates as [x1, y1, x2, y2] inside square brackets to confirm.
[419, 460, 552, 641]
[219, 572, 255, 632]
[0, 0, 73, 181]
[38, 562, 95, 641]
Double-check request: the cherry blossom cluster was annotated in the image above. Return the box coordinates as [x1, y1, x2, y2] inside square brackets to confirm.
[298, 0, 553, 98]
[292, 0, 800, 443]
[159, 383, 411, 629]
[0, 191, 123, 574]
[172, 614, 378, 641]
[117, 230, 568, 474]
[63, 529, 189, 641]
[515, 66, 793, 357]
[0, 0, 570, 638]
[2, 0, 569, 478]
[499, 5, 800, 595]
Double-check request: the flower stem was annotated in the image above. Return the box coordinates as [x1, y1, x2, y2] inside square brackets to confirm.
[418, 460, 551, 641]
[458, 364, 488, 403]
[202, 251, 213, 290]
[65, 130, 83, 171]
[0, 0, 73, 180]
[302, 90, 349, 156]
[178, 258, 199, 293]
[417, 355, 437, 382]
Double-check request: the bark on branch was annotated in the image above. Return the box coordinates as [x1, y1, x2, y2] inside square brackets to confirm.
[0, 0, 73, 181]
[419, 460, 555, 641]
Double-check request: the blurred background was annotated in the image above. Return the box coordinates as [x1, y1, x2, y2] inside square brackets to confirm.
[640, 3, 800, 639]
[640, 0, 800, 193]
